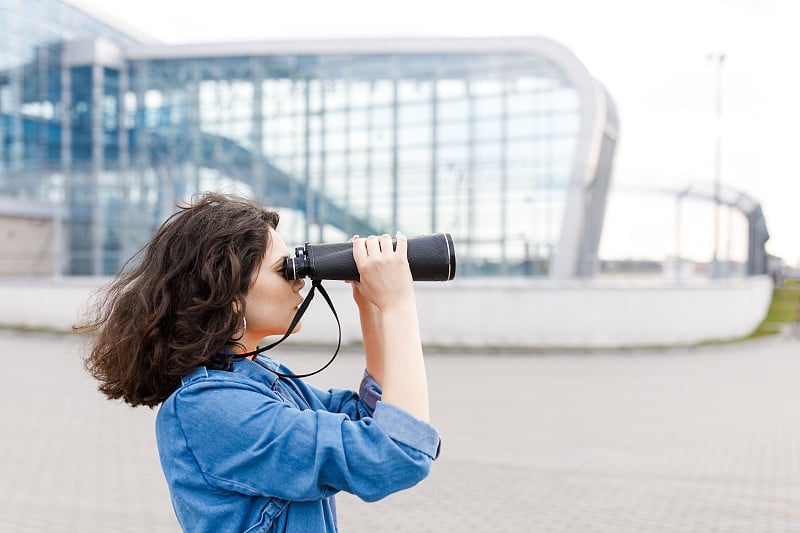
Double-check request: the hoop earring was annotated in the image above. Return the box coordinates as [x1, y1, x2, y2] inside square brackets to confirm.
[233, 315, 247, 341]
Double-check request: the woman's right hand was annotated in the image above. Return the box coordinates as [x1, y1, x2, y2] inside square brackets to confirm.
[345, 236, 378, 314]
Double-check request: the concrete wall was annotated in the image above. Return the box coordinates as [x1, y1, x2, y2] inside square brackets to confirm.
[0, 216, 56, 275]
[0, 276, 773, 348]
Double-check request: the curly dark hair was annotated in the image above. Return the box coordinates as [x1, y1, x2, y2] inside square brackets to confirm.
[78, 192, 280, 408]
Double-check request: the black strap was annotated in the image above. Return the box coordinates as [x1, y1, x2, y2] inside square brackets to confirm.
[236, 279, 342, 379]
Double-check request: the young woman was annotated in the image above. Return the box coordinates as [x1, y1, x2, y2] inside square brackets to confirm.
[80, 192, 440, 532]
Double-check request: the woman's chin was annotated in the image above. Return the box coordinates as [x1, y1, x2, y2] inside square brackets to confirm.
[291, 321, 302, 334]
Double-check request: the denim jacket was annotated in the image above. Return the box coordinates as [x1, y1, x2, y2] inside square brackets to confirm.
[155, 354, 440, 532]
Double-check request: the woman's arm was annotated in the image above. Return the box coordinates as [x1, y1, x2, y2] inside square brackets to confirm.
[163, 381, 438, 503]
[349, 235, 385, 385]
[350, 282, 386, 386]
[352, 233, 430, 423]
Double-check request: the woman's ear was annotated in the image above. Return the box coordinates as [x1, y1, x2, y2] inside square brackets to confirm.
[230, 299, 246, 341]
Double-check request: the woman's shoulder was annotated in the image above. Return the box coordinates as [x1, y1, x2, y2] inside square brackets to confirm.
[161, 363, 278, 410]
[157, 367, 287, 437]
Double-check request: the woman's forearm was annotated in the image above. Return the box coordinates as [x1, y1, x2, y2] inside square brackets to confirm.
[359, 303, 385, 386]
[378, 301, 430, 423]
[350, 233, 430, 422]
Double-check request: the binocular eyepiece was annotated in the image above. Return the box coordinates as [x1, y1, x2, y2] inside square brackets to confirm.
[283, 232, 456, 282]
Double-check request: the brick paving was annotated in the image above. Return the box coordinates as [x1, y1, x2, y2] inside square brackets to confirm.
[1, 330, 798, 532]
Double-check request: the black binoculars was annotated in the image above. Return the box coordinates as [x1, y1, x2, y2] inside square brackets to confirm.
[283, 233, 456, 282]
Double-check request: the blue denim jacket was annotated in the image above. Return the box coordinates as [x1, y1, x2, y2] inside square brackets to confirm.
[155, 354, 440, 532]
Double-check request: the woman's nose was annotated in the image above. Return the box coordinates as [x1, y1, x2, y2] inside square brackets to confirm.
[294, 278, 305, 292]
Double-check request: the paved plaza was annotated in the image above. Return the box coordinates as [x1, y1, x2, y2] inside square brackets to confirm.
[0, 330, 798, 532]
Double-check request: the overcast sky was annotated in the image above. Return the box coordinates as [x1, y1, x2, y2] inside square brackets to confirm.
[69, 0, 800, 265]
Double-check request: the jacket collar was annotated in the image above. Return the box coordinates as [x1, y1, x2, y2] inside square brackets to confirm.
[181, 354, 283, 388]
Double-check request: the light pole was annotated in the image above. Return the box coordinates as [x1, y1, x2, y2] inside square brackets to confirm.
[708, 53, 725, 278]
[675, 185, 690, 282]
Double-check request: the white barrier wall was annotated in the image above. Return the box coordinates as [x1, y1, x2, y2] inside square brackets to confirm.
[0, 276, 773, 348]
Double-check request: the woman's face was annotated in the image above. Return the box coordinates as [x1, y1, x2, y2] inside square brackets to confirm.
[241, 228, 305, 344]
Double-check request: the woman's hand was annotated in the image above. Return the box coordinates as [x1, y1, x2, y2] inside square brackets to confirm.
[346, 235, 377, 312]
[351, 232, 429, 422]
[348, 235, 386, 383]
[352, 233, 415, 386]
[351, 233, 414, 312]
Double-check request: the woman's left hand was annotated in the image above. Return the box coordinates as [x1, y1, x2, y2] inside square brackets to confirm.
[351, 233, 414, 312]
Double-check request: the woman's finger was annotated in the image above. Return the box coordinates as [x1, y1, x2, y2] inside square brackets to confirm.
[394, 231, 407, 258]
[378, 233, 393, 254]
[364, 235, 381, 256]
[352, 236, 368, 265]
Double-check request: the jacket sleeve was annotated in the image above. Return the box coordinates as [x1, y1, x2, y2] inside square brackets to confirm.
[172, 379, 440, 503]
[304, 372, 382, 420]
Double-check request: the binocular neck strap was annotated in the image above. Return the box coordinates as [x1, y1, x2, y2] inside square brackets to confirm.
[242, 279, 342, 379]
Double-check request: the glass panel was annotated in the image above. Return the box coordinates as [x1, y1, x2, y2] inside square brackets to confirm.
[70, 66, 91, 162]
[1, 10, 597, 278]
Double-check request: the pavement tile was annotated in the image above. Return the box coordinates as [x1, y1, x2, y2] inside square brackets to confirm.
[1, 331, 798, 532]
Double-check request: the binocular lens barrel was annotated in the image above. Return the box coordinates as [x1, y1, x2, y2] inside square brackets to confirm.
[284, 232, 455, 282]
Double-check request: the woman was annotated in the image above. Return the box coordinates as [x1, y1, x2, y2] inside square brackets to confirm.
[80, 192, 440, 532]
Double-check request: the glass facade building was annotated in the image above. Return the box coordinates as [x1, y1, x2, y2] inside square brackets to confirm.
[1, 0, 619, 277]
